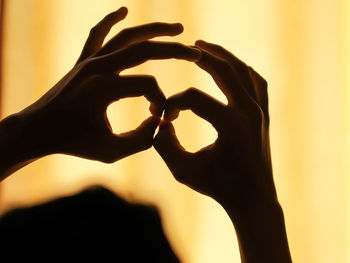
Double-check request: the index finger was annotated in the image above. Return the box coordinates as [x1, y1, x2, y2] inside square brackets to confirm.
[195, 40, 258, 103]
[91, 41, 202, 73]
[77, 7, 128, 63]
[194, 49, 252, 108]
[96, 22, 184, 56]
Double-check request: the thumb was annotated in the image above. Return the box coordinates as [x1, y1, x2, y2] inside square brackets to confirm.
[115, 116, 160, 158]
[153, 120, 190, 177]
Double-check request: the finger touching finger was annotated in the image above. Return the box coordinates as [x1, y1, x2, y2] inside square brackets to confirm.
[115, 75, 166, 117]
[164, 88, 227, 131]
[93, 41, 201, 72]
[97, 22, 184, 56]
[112, 116, 160, 159]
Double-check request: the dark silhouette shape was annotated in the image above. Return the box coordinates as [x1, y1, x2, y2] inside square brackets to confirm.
[0, 6, 293, 262]
[0, 7, 201, 180]
[0, 185, 179, 262]
[154, 39, 293, 262]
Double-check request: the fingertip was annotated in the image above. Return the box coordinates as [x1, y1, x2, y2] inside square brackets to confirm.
[149, 99, 165, 117]
[118, 6, 128, 18]
[105, 7, 128, 25]
[159, 119, 171, 130]
[195, 40, 214, 53]
[164, 109, 179, 122]
[149, 103, 159, 116]
[172, 23, 184, 33]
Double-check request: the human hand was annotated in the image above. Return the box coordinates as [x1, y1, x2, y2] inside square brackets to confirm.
[154, 40, 275, 214]
[10, 7, 201, 164]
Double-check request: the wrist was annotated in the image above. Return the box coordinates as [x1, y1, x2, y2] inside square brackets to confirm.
[223, 199, 292, 263]
[222, 195, 282, 222]
[228, 199, 285, 232]
[0, 112, 51, 179]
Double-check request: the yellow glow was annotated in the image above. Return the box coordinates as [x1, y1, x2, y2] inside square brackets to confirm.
[1, 0, 349, 262]
[173, 110, 218, 153]
[107, 97, 151, 134]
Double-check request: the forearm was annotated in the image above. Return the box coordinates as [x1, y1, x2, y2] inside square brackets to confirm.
[0, 113, 48, 180]
[223, 200, 292, 263]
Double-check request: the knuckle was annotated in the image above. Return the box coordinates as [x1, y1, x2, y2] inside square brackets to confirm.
[104, 157, 115, 164]
[184, 87, 200, 98]
[216, 45, 227, 53]
[143, 76, 163, 100]
[143, 75, 158, 87]
[173, 174, 185, 183]
[249, 66, 268, 88]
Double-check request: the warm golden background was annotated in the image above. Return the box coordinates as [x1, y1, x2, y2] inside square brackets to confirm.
[1, 0, 349, 262]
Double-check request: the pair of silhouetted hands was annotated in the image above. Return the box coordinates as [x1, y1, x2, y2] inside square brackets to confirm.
[0, 7, 292, 263]
[20, 7, 274, 210]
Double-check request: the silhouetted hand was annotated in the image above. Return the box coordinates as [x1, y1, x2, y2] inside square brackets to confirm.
[0, 7, 201, 179]
[154, 39, 274, 212]
[154, 40, 292, 262]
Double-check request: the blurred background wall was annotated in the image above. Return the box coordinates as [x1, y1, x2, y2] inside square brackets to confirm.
[0, 0, 349, 262]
